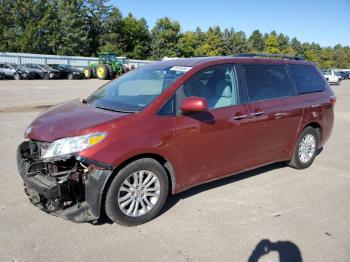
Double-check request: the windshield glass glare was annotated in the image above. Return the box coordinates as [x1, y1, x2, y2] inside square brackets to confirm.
[39, 64, 53, 70]
[87, 64, 190, 112]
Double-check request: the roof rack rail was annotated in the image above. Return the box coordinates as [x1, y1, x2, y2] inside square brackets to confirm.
[235, 53, 305, 61]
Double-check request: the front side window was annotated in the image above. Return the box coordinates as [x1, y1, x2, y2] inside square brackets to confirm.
[243, 65, 291, 102]
[179, 64, 239, 109]
[87, 64, 188, 112]
[289, 64, 325, 94]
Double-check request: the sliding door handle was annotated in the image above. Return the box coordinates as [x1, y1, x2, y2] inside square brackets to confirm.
[233, 114, 248, 120]
[251, 111, 264, 117]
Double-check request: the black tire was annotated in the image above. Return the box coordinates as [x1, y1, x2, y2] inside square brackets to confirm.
[105, 158, 169, 226]
[96, 64, 109, 80]
[92, 67, 97, 78]
[68, 73, 74, 80]
[336, 79, 341, 86]
[14, 73, 21, 80]
[106, 64, 114, 79]
[287, 127, 319, 169]
[43, 73, 50, 80]
[83, 67, 93, 79]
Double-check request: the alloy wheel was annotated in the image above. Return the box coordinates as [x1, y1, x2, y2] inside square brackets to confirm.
[298, 134, 316, 163]
[118, 170, 161, 217]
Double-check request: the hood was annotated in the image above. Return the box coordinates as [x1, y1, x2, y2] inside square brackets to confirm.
[27, 99, 130, 142]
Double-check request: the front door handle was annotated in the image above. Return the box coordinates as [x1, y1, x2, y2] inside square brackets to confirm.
[251, 111, 264, 117]
[233, 114, 248, 120]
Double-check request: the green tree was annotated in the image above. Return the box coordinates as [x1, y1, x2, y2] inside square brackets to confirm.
[291, 37, 303, 56]
[277, 33, 289, 52]
[8, 0, 57, 54]
[222, 28, 248, 55]
[55, 0, 90, 56]
[264, 31, 280, 54]
[151, 17, 181, 59]
[120, 14, 151, 59]
[178, 31, 197, 57]
[84, 0, 111, 56]
[197, 26, 223, 56]
[0, 0, 17, 52]
[248, 30, 264, 52]
[99, 7, 124, 54]
[333, 44, 350, 68]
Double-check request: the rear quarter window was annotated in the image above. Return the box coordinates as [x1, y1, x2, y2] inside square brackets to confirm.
[289, 64, 325, 94]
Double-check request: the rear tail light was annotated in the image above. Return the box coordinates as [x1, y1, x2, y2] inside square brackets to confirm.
[330, 96, 337, 106]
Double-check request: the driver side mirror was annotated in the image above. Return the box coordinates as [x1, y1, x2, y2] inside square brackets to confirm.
[181, 97, 208, 113]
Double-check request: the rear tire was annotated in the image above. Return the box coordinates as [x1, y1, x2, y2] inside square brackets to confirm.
[287, 127, 319, 169]
[106, 64, 114, 79]
[105, 158, 169, 226]
[83, 67, 93, 79]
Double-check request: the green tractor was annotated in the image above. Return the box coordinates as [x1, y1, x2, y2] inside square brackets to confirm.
[83, 52, 131, 80]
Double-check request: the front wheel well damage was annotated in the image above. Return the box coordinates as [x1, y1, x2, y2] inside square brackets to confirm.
[99, 153, 176, 218]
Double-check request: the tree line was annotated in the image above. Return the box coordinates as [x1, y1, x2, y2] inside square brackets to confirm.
[1, 0, 349, 68]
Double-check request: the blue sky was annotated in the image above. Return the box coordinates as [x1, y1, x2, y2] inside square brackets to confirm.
[110, 0, 350, 47]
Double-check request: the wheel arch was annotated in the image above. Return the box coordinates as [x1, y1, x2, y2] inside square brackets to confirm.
[102, 153, 175, 198]
[96, 153, 176, 219]
[304, 122, 322, 145]
[288, 121, 323, 158]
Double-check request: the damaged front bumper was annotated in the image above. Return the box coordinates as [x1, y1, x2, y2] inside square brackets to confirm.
[16, 140, 113, 223]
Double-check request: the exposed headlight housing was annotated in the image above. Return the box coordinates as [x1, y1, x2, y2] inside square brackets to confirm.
[42, 132, 107, 159]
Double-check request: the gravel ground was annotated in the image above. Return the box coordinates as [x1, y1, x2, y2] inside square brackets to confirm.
[0, 79, 349, 262]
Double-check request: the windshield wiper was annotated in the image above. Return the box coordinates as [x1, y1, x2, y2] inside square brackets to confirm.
[93, 105, 135, 113]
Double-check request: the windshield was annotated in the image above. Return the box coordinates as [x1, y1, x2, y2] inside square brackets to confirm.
[87, 64, 191, 112]
[39, 64, 53, 70]
[10, 64, 18, 70]
[62, 64, 77, 70]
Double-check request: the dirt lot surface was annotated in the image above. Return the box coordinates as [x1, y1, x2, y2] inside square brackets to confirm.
[0, 79, 349, 262]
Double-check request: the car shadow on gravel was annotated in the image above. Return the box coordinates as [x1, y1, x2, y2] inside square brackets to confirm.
[160, 162, 287, 216]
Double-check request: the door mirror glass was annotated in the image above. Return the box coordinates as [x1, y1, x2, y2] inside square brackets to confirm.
[181, 97, 208, 113]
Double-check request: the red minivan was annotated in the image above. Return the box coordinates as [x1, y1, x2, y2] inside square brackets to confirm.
[17, 54, 335, 226]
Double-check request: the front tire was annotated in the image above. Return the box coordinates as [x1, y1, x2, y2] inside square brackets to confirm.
[287, 127, 319, 169]
[96, 64, 109, 80]
[43, 73, 50, 80]
[105, 158, 169, 226]
[14, 73, 21, 80]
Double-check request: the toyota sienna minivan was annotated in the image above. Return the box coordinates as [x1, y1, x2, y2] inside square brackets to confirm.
[17, 54, 335, 226]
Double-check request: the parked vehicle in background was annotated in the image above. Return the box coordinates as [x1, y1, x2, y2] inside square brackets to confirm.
[343, 71, 350, 79]
[22, 64, 61, 80]
[322, 69, 341, 85]
[48, 64, 84, 80]
[17, 54, 336, 226]
[0, 62, 35, 80]
[83, 53, 134, 80]
[335, 71, 345, 80]
[336, 71, 349, 80]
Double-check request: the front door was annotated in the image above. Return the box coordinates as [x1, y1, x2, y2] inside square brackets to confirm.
[172, 64, 254, 189]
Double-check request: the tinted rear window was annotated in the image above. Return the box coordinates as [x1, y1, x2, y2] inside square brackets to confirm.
[243, 65, 291, 102]
[289, 64, 325, 94]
